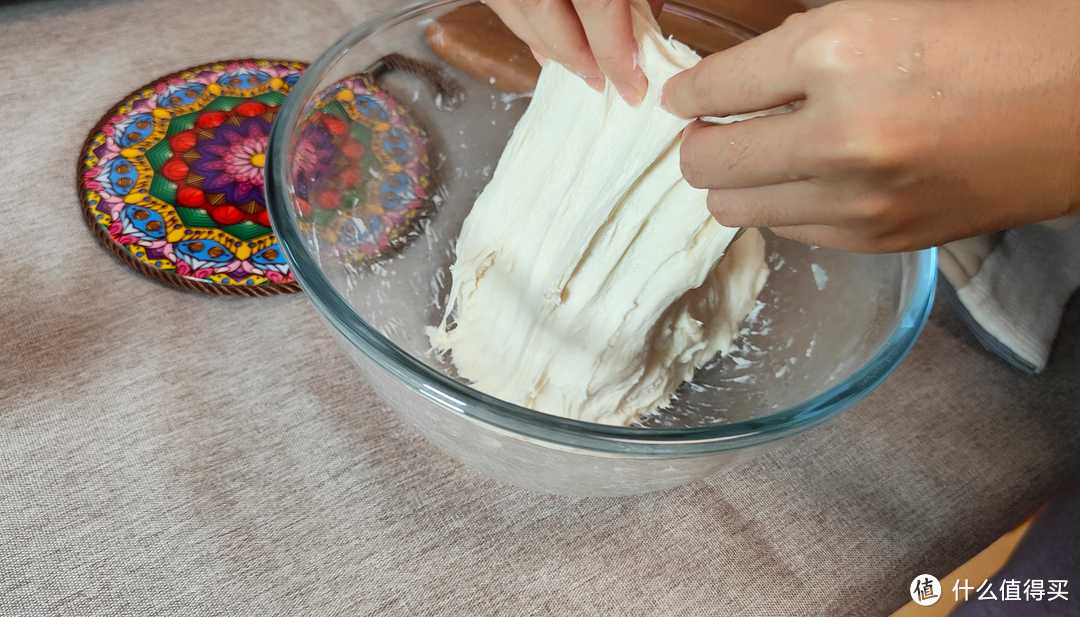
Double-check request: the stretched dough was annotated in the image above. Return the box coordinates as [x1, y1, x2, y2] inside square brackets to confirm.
[430, 3, 769, 426]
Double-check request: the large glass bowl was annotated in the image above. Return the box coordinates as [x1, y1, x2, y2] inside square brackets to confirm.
[266, 0, 937, 496]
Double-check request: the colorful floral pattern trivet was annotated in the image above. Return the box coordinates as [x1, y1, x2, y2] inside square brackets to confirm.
[79, 60, 305, 294]
[80, 60, 434, 294]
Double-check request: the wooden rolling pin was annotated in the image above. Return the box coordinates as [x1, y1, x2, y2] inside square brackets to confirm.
[424, 0, 803, 93]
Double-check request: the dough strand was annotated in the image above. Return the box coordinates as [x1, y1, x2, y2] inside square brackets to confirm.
[430, 2, 769, 426]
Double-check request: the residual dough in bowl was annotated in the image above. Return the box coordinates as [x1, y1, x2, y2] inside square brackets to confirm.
[429, 1, 768, 426]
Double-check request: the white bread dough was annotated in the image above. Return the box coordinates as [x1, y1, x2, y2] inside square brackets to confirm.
[430, 3, 769, 425]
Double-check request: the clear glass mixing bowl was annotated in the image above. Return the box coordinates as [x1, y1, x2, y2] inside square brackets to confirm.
[266, 0, 937, 496]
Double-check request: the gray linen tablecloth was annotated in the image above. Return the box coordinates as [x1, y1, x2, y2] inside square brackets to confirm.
[2, 0, 1079, 615]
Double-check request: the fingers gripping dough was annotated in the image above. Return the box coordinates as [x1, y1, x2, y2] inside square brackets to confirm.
[430, 2, 769, 426]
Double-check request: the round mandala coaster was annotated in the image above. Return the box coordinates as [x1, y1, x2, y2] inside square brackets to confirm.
[291, 73, 433, 265]
[79, 59, 306, 295]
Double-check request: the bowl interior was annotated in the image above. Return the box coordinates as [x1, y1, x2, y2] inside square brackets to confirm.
[274, 0, 932, 431]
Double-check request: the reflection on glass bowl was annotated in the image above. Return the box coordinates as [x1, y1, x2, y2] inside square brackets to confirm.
[266, 0, 936, 496]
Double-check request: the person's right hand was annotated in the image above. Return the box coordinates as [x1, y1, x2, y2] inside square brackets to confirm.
[662, 0, 1080, 253]
[484, 0, 665, 106]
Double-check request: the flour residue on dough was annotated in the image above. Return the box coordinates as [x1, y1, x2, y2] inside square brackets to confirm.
[811, 263, 828, 291]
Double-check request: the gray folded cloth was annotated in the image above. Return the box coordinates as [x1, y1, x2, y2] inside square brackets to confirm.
[938, 219, 1080, 373]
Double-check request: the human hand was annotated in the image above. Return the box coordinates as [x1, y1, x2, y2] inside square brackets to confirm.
[483, 0, 665, 105]
[663, 0, 1080, 253]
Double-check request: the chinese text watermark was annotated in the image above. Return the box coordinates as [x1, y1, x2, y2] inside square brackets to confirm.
[951, 578, 1068, 603]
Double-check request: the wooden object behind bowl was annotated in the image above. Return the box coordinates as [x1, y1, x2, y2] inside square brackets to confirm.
[423, 0, 803, 93]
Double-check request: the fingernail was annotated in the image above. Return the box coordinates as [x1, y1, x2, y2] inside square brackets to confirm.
[659, 90, 671, 113]
[584, 76, 606, 93]
[615, 81, 642, 107]
[530, 48, 549, 67]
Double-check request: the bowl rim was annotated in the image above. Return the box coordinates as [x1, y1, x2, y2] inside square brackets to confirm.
[266, 0, 938, 456]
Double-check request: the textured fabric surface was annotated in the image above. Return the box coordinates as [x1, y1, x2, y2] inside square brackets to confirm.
[2, 1, 1080, 616]
[955, 224, 1080, 372]
[938, 234, 1001, 291]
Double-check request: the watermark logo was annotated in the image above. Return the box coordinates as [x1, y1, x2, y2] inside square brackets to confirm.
[911, 574, 942, 606]
[953, 578, 1068, 602]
